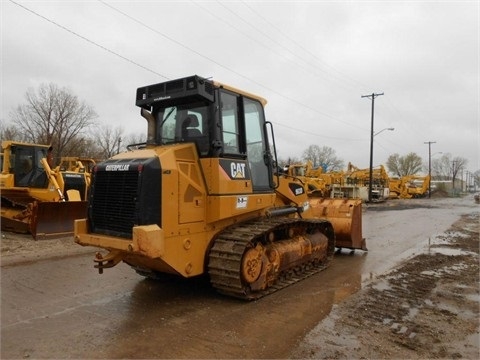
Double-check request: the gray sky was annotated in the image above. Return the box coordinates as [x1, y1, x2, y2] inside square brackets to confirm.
[1, 0, 478, 174]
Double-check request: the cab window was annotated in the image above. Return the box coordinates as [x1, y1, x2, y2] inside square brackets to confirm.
[220, 92, 240, 154]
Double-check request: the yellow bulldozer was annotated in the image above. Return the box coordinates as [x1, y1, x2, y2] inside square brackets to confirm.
[1, 141, 90, 239]
[74, 75, 366, 300]
[284, 162, 329, 197]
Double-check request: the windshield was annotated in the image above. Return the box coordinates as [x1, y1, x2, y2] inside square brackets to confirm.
[154, 102, 210, 156]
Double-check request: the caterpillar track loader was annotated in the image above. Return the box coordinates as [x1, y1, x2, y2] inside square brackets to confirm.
[1, 141, 89, 239]
[74, 75, 366, 300]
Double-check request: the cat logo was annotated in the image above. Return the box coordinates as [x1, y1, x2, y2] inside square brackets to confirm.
[230, 162, 246, 179]
[219, 159, 250, 180]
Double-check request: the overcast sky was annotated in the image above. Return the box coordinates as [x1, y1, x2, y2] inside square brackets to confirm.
[1, 0, 478, 174]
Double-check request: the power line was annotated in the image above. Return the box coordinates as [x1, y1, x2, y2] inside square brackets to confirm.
[214, 0, 353, 90]
[11, 0, 368, 135]
[8, 0, 169, 80]
[239, 0, 368, 92]
[99, 0, 368, 132]
[275, 122, 365, 142]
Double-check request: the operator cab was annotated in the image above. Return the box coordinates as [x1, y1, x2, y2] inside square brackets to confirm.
[4, 143, 50, 188]
[136, 75, 275, 192]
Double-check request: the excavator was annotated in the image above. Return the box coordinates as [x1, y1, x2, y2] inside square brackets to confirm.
[1, 141, 89, 239]
[74, 75, 366, 300]
[389, 174, 431, 199]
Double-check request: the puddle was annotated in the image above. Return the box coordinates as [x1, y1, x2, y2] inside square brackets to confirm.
[422, 263, 470, 277]
[427, 234, 451, 246]
[428, 247, 477, 256]
[371, 279, 392, 291]
[444, 231, 471, 239]
[405, 306, 419, 320]
[424, 299, 434, 306]
[466, 293, 480, 302]
[382, 317, 393, 325]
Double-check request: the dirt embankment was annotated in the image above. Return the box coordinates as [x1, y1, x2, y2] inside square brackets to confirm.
[291, 211, 480, 359]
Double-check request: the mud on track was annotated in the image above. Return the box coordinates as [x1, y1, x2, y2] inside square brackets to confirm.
[292, 211, 480, 359]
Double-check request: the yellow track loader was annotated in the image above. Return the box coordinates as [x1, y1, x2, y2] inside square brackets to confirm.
[74, 75, 366, 299]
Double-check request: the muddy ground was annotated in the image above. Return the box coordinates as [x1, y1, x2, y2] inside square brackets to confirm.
[1, 196, 479, 359]
[292, 205, 480, 359]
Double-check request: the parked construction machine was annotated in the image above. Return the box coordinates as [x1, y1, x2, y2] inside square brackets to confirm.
[283, 162, 364, 251]
[1, 141, 89, 239]
[74, 75, 366, 300]
[389, 174, 431, 199]
[345, 163, 390, 201]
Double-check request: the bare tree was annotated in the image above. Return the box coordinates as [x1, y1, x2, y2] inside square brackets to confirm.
[432, 153, 468, 180]
[276, 156, 302, 173]
[386, 152, 423, 177]
[9, 83, 97, 158]
[94, 124, 125, 158]
[302, 145, 344, 172]
[123, 132, 147, 148]
[473, 170, 480, 189]
[0, 122, 28, 143]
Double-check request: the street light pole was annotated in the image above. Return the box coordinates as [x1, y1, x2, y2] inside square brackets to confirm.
[374, 127, 394, 136]
[424, 141, 436, 198]
[362, 92, 384, 203]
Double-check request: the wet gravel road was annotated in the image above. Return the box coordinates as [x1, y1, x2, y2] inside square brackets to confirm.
[1, 196, 478, 359]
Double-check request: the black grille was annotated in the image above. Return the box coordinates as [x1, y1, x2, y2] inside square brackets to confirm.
[88, 157, 161, 239]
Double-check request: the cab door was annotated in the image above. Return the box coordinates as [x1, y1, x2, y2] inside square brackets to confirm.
[218, 90, 271, 192]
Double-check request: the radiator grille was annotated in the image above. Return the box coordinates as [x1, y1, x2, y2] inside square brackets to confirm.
[88, 157, 161, 239]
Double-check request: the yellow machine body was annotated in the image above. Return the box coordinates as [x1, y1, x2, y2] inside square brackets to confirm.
[1, 141, 89, 239]
[282, 161, 364, 249]
[74, 75, 365, 299]
[389, 174, 431, 199]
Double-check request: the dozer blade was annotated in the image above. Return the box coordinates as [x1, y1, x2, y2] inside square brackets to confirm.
[30, 201, 88, 240]
[309, 198, 366, 251]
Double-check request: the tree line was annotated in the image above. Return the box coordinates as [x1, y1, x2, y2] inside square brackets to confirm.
[1, 83, 478, 185]
[0, 83, 144, 163]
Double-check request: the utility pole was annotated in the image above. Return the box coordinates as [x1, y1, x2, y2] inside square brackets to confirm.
[452, 161, 457, 196]
[362, 92, 384, 203]
[424, 141, 436, 198]
[117, 136, 122, 154]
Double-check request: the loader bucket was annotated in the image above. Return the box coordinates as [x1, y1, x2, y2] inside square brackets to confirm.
[308, 198, 366, 251]
[30, 201, 88, 239]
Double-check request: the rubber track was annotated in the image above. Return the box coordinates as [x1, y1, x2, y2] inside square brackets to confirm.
[208, 217, 335, 300]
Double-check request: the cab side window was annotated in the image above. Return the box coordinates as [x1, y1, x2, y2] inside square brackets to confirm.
[244, 98, 270, 190]
[220, 92, 240, 154]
